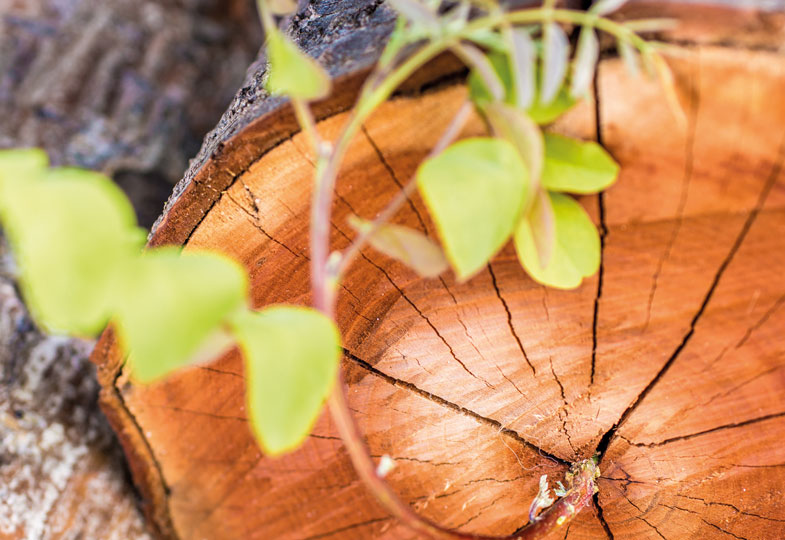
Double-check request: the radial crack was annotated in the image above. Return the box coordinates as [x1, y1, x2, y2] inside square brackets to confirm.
[594, 130, 785, 458]
[361, 125, 429, 233]
[355, 248, 493, 387]
[642, 62, 699, 334]
[343, 350, 567, 466]
[621, 409, 785, 447]
[487, 263, 536, 375]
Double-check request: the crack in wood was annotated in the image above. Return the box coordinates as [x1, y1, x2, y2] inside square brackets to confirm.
[454, 313, 495, 390]
[735, 293, 785, 350]
[589, 69, 608, 389]
[661, 504, 750, 540]
[549, 357, 576, 456]
[675, 493, 785, 523]
[620, 409, 785, 448]
[109, 366, 175, 532]
[487, 263, 536, 376]
[594, 131, 785, 458]
[224, 192, 308, 260]
[343, 350, 568, 466]
[197, 365, 244, 379]
[594, 491, 615, 540]
[142, 403, 247, 422]
[301, 516, 391, 539]
[643, 59, 700, 334]
[360, 125, 429, 233]
[352, 246, 493, 387]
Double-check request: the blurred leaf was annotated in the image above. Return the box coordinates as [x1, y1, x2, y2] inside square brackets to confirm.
[266, 27, 330, 100]
[443, 1, 470, 34]
[541, 134, 619, 194]
[465, 28, 508, 52]
[456, 44, 505, 101]
[468, 52, 576, 124]
[650, 51, 687, 129]
[618, 38, 640, 76]
[348, 216, 448, 278]
[590, 0, 628, 15]
[231, 306, 341, 456]
[417, 138, 530, 280]
[514, 192, 599, 289]
[0, 159, 144, 336]
[483, 102, 544, 187]
[117, 248, 248, 383]
[571, 28, 599, 98]
[507, 27, 536, 109]
[623, 18, 678, 33]
[0, 148, 48, 192]
[540, 23, 569, 105]
[268, 0, 297, 15]
[527, 189, 556, 269]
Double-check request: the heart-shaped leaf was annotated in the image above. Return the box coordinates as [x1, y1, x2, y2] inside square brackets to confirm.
[230, 306, 341, 456]
[417, 138, 530, 280]
[0, 157, 145, 336]
[348, 216, 448, 278]
[116, 248, 248, 382]
[541, 133, 619, 194]
[514, 192, 600, 289]
[266, 27, 330, 100]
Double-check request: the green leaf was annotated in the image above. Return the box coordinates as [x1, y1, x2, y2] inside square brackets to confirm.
[571, 28, 599, 98]
[540, 23, 569, 104]
[506, 27, 536, 109]
[116, 248, 248, 383]
[266, 27, 330, 100]
[0, 160, 144, 336]
[527, 189, 556, 269]
[348, 216, 448, 278]
[0, 148, 48, 191]
[468, 51, 576, 125]
[541, 134, 619, 194]
[417, 138, 530, 280]
[514, 192, 599, 289]
[465, 28, 507, 52]
[483, 102, 544, 187]
[230, 306, 341, 456]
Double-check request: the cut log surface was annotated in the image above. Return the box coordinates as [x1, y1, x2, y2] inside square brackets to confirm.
[91, 1, 785, 539]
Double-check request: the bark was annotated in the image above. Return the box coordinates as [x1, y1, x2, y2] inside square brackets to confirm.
[0, 0, 260, 227]
[91, 1, 785, 539]
[0, 1, 259, 538]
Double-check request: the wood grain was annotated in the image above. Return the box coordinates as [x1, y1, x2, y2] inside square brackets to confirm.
[90, 3, 785, 539]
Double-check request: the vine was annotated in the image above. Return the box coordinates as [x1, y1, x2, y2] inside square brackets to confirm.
[0, 0, 678, 537]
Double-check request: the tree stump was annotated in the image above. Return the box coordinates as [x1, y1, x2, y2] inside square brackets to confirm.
[91, 1, 785, 539]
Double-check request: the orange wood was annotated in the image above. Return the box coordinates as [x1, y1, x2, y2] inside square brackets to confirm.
[92, 44, 785, 539]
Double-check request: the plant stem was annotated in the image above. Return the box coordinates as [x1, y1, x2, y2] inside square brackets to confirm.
[305, 6, 645, 537]
[292, 97, 320, 154]
[327, 372, 598, 540]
